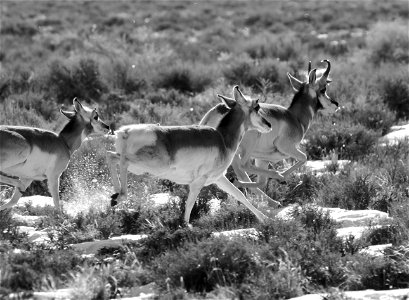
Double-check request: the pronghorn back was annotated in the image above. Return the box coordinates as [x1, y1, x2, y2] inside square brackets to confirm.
[114, 124, 230, 184]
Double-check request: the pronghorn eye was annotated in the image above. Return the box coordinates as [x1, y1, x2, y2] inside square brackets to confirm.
[93, 113, 98, 121]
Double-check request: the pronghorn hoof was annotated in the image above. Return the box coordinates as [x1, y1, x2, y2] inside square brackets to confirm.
[110, 193, 119, 207]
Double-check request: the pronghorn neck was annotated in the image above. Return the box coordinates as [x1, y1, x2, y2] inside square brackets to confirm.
[288, 89, 316, 134]
[58, 117, 87, 154]
[216, 106, 246, 151]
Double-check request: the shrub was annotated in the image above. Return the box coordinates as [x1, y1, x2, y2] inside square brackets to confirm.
[153, 238, 258, 293]
[305, 123, 379, 160]
[379, 71, 409, 120]
[352, 247, 409, 290]
[1, 248, 83, 292]
[238, 32, 304, 62]
[223, 58, 288, 93]
[47, 58, 108, 103]
[138, 227, 212, 263]
[346, 102, 395, 135]
[152, 62, 214, 94]
[318, 172, 379, 210]
[108, 60, 146, 95]
[0, 98, 49, 128]
[145, 88, 189, 106]
[0, 20, 37, 36]
[367, 20, 409, 64]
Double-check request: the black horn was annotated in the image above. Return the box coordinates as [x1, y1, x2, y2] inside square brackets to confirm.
[308, 61, 311, 74]
[321, 59, 331, 78]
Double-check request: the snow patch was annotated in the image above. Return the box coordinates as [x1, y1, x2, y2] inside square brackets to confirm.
[360, 244, 392, 257]
[15, 195, 54, 208]
[303, 160, 351, 173]
[380, 123, 409, 146]
[289, 288, 409, 300]
[110, 234, 148, 241]
[276, 205, 391, 228]
[17, 225, 50, 243]
[148, 192, 179, 206]
[212, 228, 259, 240]
[12, 213, 43, 226]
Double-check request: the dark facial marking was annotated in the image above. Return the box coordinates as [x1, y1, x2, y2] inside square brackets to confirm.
[254, 103, 260, 112]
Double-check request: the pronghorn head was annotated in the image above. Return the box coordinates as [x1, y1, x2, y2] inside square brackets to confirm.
[60, 98, 110, 139]
[217, 86, 271, 133]
[288, 60, 338, 111]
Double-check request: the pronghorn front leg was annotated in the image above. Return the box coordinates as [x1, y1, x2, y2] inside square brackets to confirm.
[215, 176, 270, 222]
[47, 174, 61, 211]
[0, 177, 32, 210]
[184, 177, 207, 225]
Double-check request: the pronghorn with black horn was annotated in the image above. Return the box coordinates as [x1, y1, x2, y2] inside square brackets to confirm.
[106, 86, 278, 225]
[201, 60, 338, 194]
[0, 98, 110, 211]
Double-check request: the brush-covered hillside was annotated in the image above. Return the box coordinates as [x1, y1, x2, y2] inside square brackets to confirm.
[1, 1, 408, 299]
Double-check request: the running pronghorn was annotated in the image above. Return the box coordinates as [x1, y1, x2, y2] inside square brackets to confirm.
[0, 98, 110, 211]
[106, 86, 278, 224]
[201, 60, 338, 195]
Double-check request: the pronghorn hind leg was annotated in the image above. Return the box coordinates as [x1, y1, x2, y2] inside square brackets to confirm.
[0, 177, 32, 210]
[106, 151, 121, 202]
[280, 148, 307, 178]
[232, 156, 281, 207]
[184, 177, 207, 225]
[215, 176, 269, 223]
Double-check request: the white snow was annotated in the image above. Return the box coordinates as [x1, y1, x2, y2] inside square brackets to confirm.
[212, 228, 259, 240]
[276, 205, 391, 227]
[289, 288, 409, 300]
[15, 195, 54, 208]
[110, 234, 148, 241]
[72, 234, 148, 254]
[12, 213, 43, 226]
[336, 225, 383, 239]
[360, 244, 392, 257]
[304, 160, 351, 173]
[379, 123, 409, 146]
[148, 192, 179, 206]
[17, 225, 50, 243]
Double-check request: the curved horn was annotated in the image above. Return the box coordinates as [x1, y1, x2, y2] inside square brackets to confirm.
[307, 61, 311, 74]
[321, 59, 331, 78]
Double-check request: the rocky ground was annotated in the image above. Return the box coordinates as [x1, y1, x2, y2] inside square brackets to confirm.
[7, 186, 409, 300]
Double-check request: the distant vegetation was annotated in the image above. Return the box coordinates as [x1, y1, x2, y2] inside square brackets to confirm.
[1, 0, 408, 298]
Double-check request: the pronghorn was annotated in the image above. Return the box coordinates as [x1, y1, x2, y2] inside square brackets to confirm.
[201, 60, 338, 195]
[106, 86, 278, 225]
[0, 98, 110, 211]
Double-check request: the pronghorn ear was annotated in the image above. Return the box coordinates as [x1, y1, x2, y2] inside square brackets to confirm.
[308, 69, 317, 85]
[60, 108, 76, 119]
[73, 97, 84, 112]
[287, 73, 303, 92]
[217, 94, 236, 108]
[232, 85, 247, 105]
